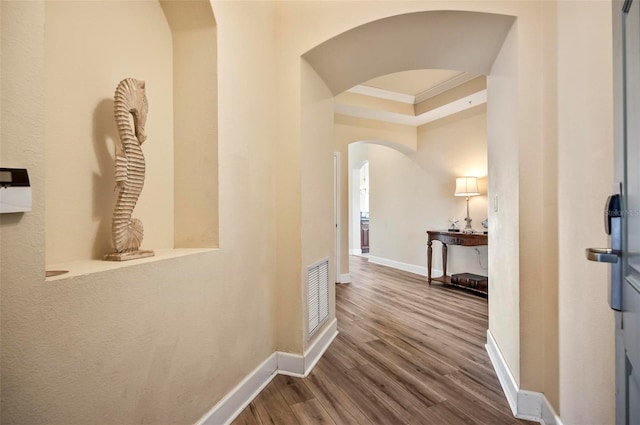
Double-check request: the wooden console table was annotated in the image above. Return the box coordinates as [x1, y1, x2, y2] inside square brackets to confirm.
[426, 230, 488, 288]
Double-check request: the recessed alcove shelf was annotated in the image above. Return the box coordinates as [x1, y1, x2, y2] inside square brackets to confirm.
[44, 0, 218, 274]
[45, 248, 217, 282]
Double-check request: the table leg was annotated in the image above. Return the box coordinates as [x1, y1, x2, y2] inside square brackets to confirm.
[427, 240, 433, 285]
[442, 243, 448, 280]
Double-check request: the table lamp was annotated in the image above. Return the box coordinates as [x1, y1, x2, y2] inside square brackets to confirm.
[454, 176, 480, 233]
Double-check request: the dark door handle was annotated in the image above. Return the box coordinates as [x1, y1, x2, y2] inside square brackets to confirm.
[586, 248, 621, 263]
[584, 189, 623, 311]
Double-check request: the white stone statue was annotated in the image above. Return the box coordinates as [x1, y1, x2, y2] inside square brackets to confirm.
[104, 78, 154, 261]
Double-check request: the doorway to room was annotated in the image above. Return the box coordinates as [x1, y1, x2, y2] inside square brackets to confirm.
[344, 122, 489, 288]
[349, 159, 369, 255]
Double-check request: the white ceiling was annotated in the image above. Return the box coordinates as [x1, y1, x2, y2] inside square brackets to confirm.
[303, 10, 514, 95]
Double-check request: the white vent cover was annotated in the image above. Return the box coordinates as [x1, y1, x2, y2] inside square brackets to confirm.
[308, 258, 330, 338]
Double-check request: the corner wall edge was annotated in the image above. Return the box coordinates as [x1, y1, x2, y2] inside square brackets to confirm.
[485, 330, 563, 425]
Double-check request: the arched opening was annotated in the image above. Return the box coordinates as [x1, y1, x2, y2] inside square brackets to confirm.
[303, 11, 514, 94]
[347, 138, 420, 260]
[344, 107, 488, 280]
[304, 11, 510, 284]
[349, 156, 369, 256]
[299, 8, 525, 390]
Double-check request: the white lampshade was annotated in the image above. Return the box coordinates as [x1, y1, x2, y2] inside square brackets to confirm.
[454, 176, 480, 197]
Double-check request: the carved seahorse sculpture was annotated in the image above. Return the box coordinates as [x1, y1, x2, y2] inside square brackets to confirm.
[104, 78, 154, 261]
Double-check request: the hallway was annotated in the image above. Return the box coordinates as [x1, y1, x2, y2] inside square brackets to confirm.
[233, 256, 533, 425]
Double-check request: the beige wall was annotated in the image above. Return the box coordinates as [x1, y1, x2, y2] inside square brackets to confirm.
[487, 20, 521, 385]
[336, 91, 414, 116]
[515, 1, 549, 398]
[364, 108, 488, 276]
[1, 1, 279, 423]
[273, 4, 302, 354]
[415, 76, 486, 115]
[301, 60, 337, 345]
[1, 2, 46, 422]
[557, 0, 615, 422]
[486, 3, 561, 407]
[335, 114, 417, 152]
[163, 0, 219, 249]
[540, 0, 560, 409]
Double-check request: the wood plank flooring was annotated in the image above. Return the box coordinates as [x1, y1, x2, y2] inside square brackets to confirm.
[233, 256, 534, 425]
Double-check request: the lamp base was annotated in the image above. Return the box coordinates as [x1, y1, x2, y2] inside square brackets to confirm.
[463, 216, 473, 233]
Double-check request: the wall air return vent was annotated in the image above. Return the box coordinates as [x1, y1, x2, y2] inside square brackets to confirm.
[308, 257, 330, 338]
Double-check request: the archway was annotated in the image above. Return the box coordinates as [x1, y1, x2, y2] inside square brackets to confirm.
[297, 7, 537, 403]
[347, 139, 415, 261]
[303, 10, 512, 286]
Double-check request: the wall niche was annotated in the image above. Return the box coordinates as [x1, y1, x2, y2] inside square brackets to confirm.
[44, 0, 218, 276]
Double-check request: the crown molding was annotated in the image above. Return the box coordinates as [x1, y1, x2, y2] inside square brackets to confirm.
[347, 85, 416, 104]
[414, 72, 480, 104]
[347, 72, 480, 106]
[335, 89, 486, 127]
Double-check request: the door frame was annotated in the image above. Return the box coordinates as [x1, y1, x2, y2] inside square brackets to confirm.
[334, 152, 341, 284]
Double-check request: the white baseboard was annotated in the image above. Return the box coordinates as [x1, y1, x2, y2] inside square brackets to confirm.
[541, 396, 563, 425]
[349, 248, 362, 255]
[196, 353, 278, 425]
[302, 318, 338, 376]
[277, 351, 304, 377]
[196, 318, 338, 425]
[485, 330, 518, 415]
[278, 318, 339, 377]
[338, 273, 352, 283]
[486, 330, 562, 425]
[367, 255, 432, 277]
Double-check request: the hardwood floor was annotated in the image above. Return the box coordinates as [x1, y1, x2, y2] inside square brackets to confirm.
[233, 256, 534, 425]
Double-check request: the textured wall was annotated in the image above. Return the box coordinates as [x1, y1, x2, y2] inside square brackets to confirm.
[487, 21, 521, 384]
[0, 1, 617, 424]
[300, 60, 337, 343]
[164, 0, 219, 249]
[557, 1, 615, 422]
[1, 1, 278, 423]
[1, 2, 46, 420]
